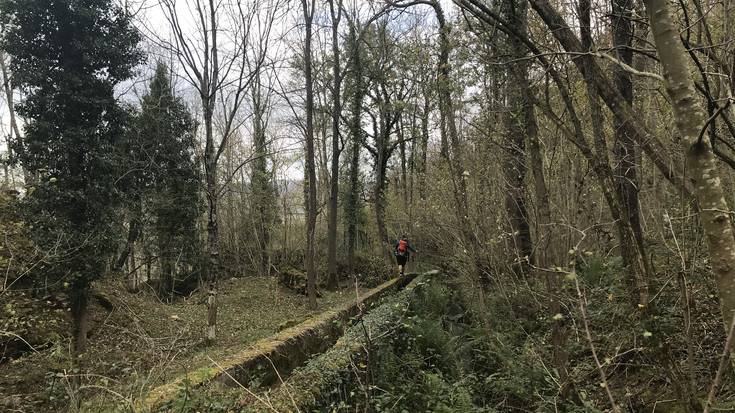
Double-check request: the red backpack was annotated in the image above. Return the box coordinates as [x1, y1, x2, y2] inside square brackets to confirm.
[397, 239, 408, 255]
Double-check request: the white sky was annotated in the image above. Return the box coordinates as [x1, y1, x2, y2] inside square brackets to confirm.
[1, 0, 458, 185]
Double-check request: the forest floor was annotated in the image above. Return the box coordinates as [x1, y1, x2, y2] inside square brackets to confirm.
[0, 276, 366, 412]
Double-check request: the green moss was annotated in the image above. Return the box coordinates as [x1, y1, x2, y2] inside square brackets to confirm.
[132, 273, 416, 412]
[240, 275, 427, 412]
[4, 276, 368, 413]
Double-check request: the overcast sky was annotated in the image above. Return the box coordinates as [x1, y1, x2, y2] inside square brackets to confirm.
[1, 0, 458, 185]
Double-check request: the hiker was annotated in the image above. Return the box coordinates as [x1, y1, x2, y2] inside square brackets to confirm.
[394, 234, 416, 276]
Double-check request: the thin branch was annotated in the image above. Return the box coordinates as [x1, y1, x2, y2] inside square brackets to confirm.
[703, 311, 735, 413]
[574, 276, 622, 413]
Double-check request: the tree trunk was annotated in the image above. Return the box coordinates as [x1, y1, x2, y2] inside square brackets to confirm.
[70, 281, 90, 359]
[578, 0, 649, 306]
[115, 195, 143, 274]
[346, 24, 363, 270]
[526, 81, 568, 388]
[645, 0, 735, 347]
[157, 231, 174, 301]
[159, 254, 174, 301]
[432, 4, 458, 198]
[282, 180, 290, 263]
[612, 0, 648, 298]
[528, 0, 692, 198]
[398, 116, 408, 211]
[204, 109, 220, 342]
[375, 149, 391, 264]
[502, 12, 533, 274]
[326, 0, 343, 290]
[251, 73, 272, 277]
[418, 95, 430, 200]
[347, 138, 361, 268]
[408, 108, 417, 215]
[317, 107, 331, 207]
[502, 131, 533, 275]
[303, 0, 318, 310]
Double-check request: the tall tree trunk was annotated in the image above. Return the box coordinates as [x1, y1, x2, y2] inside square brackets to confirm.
[201, 0, 222, 343]
[70, 281, 90, 359]
[375, 148, 391, 264]
[326, 0, 343, 290]
[500, 0, 569, 382]
[502, 119, 533, 275]
[398, 116, 408, 210]
[645, 0, 735, 347]
[528, 0, 691, 198]
[524, 70, 568, 389]
[578, 0, 649, 306]
[282, 180, 290, 262]
[346, 138, 361, 269]
[303, 0, 318, 309]
[502, 3, 533, 274]
[612, 0, 647, 291]
[115, 194, 143, 275]
[408, 108, 417, 213]
[317, 109, 331, 207]
[251, 73, 272, 277]
[414, 0, 478, 259]
[204, 84, 220, 343]
[418, 95, 430, 200]
[346, 24, 363, 270]
[529, 124, 568, 385]
[158, 237, 174, 301]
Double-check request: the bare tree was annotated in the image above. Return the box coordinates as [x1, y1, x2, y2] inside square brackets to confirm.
[326, 0, 344, 290]
[644, 0, 735, 351]
[157, 0, 279, 342]
[302, 0, 319, 309]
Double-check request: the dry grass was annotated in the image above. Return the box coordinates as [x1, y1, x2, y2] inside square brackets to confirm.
[0, 276, 363, 412]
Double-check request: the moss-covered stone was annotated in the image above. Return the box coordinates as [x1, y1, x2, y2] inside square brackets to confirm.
[134, 272, 420, 412]
[240, 275, 429, 412]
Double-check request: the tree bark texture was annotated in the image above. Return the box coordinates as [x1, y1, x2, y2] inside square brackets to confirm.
[645, 0, 735, 340]
[303, 0, 318, 309]
[346, 24, 363, 269]
[502, 0, 533, 275]
[578, 0, 650, 306]
[326, 0, 343, 290]
[528, 0, 691, 198]
[251, 73, 272, 277]
[611, 0, 647, 283]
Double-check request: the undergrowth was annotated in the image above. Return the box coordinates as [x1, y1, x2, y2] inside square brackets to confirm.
[315, 248, 735, 412]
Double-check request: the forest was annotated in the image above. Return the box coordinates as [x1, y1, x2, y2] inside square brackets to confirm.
[1, 0, 735, 411]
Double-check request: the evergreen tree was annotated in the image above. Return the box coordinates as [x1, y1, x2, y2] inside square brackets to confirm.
[136, 63, 201, 299]
[1, 0, 142, 355]
[249, 74, 278, 277]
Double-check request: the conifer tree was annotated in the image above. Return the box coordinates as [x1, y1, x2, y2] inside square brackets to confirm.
[136, 63, 200, 299]
[1, 0, 142, 355]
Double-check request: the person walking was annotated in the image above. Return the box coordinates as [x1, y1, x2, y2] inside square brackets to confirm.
[394, 234, 416, 276]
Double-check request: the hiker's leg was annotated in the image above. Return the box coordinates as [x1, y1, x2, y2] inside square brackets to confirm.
[397, 255, 407, 276]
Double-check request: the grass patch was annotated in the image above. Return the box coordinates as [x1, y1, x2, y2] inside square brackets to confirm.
[0, 276, 363, 412]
